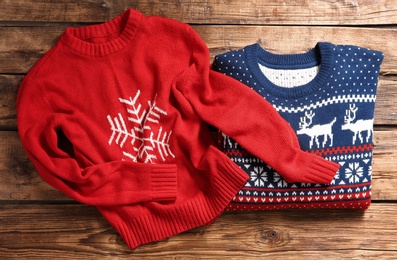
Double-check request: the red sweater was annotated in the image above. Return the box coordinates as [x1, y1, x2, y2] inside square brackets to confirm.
[17, 8, 339, 249]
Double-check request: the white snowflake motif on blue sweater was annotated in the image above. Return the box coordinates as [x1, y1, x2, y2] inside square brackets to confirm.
[250, 166, 267, 187]
[345, 162, 364, 183]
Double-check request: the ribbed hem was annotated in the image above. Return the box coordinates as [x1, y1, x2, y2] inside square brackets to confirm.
[151, 164, 178, 201]
[108, 148, 249, 249]
[61, 8, 143, 56]
[282, 151, 340, 184]
[227, 198, 372, 211]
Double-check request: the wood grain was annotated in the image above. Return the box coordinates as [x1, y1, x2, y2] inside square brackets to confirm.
[1, 129, 396, 202]
[1, 26, 396, 74]
[0, 203, 396, 258]
[0, 131, 68, 201]
[1, 0, 397, 25]
[0, 75, 20, 130]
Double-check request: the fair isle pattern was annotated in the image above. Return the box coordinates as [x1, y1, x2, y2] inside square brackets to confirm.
[223, 142, 373, 210]
[107, 89, 175, 163]
[214, 42, 383, 210]
[272, 94, 376, 113]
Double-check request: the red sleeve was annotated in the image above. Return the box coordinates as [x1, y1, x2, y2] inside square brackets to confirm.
[17, 77, 177, 206]
[176, 27, 340, 184]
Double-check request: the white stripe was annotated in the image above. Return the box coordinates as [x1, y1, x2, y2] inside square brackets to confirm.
[272, 94, 376, 113]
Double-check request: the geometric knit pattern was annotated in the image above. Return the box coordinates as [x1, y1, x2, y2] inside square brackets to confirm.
[214, 42, 383, 210]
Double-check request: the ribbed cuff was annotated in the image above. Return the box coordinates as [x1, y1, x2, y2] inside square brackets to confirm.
[282, 152, 340, 184]
[151, 164, 178, 201]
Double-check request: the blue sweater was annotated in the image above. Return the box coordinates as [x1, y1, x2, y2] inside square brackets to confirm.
[214, 42, 383, 210]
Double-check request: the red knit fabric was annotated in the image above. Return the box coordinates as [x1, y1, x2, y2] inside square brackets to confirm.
[17, 8, 339, 249]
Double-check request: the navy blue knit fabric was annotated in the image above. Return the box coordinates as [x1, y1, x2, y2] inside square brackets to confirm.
[214, 42, 383, 210]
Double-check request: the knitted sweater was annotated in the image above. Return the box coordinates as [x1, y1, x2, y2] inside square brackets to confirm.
[17, 9, 339, 249]
[214, 42, 383, 210]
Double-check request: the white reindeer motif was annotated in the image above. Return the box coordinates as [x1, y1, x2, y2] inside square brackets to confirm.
[341, 104, 373, 144]
[297, 111, 337, 149]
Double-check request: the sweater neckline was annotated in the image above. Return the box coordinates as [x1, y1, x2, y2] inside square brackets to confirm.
[61, 8, 142, 56]
[245, 42, 335, 99]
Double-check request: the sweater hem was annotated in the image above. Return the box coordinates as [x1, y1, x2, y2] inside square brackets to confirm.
[227, 198, 372, 211]
[108, 150, 248, 249]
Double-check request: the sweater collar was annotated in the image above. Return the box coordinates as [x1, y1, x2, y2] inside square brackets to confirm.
[245, 42, 335, 99]
[61, 8, 143, 56]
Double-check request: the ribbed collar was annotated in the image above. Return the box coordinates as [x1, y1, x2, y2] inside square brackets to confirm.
[246, 42, 335, 99]
[61, 8, 143, 56]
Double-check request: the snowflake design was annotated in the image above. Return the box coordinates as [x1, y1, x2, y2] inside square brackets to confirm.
[107, 90, 175, 163]
[250, 167, 267, 187]
[345, 162, 363, 183]
[272, 172, 288, 188]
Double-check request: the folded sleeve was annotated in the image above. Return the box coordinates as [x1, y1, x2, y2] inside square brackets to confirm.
[17, 77, 177, 206]
[175, 27, 340, 184]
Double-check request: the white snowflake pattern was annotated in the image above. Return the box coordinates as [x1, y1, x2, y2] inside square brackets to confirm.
[107, 90, 175, 163]
[250, 167, 267, 187]
[345, 162, 363, 183]
[272, 172, 288, 188]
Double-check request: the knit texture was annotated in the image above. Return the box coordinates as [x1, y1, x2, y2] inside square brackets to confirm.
[17, 9, 338, 249]
[214, 42, 383, 210]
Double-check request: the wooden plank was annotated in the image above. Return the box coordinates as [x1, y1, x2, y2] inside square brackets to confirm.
[0, 26, 62, 74]
[1, 0, 397, 25]
[132, 0, 397, 26]
[0, 75, 20, 130]
[375, 76, 397, 125]
[2, 75, 396, 129]
[1, 26, 396, 74]
[372, 128, 397, 200]
[0, 203, 396, 258]
[1, 129, 397, 202]
[0, 131, 69, 201]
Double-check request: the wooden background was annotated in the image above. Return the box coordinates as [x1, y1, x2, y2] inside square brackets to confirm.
[1, 0, 397, 259]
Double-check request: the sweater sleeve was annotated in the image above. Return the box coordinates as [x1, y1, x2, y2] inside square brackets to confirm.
[17, 77, 177, 206]
[176, 27, 340, 184]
